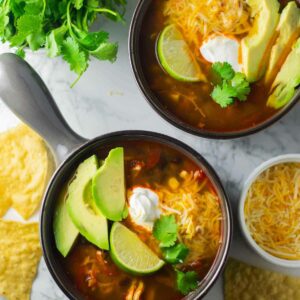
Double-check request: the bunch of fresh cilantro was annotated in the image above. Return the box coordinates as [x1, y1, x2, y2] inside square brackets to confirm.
[0, 0, 126, 83]
[153, 215, 198, 295]
[211, 62, 251, 108]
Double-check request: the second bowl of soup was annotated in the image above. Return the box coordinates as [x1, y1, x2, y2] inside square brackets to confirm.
[41, 131, 232, 300]
[130, 0, 300, 138]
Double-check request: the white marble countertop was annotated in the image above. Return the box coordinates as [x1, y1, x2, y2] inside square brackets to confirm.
[0, 1, 299, 299]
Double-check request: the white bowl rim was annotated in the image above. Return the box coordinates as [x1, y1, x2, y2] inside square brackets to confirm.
[239, 153, 300, 268]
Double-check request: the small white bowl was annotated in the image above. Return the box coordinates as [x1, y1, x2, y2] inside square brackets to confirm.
[239, 154, 300, 268]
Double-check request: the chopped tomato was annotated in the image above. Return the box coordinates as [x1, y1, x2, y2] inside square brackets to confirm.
[194, 169, 206, 181]
[129, 159, 145, 171]
[145, 146, 161, 169]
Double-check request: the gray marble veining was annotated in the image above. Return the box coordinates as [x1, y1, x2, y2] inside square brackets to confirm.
[0, 1, 299, 299]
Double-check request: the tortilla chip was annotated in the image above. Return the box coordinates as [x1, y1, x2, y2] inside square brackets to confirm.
[224, 258, 300, 300]
[0, 220, 42, 300]
[0, 182, 11, 216]
[0, 124, 54, 219]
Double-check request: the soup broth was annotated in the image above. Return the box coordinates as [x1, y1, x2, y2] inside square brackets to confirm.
[139, 0, 295, 133]
[58, 141, 222, 300]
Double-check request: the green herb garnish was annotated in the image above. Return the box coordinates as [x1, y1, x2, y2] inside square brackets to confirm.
[153, 215, 198, 295]
[0, 0, 126, 84]
[153, 215, 178, 248]
[162, 243, 189, 264]
[231, 73, 251, 101]
[211, 62, 251, 108]
[212, 62, 235, 80]
[176, 270, 198, 295]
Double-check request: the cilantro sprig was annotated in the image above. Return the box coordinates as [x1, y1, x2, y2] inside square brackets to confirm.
[176, 270, 198, 295]
[211, 62, 251, 108]
[162, 243, 189, 264]
[153, 215, 178, 248]
[153, 215, 198, 295]
[0, 0, 126, 84]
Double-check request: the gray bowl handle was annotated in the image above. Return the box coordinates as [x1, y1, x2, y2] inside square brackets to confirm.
[0, 53, 87, 161]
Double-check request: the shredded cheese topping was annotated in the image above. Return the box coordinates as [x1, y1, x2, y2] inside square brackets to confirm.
[245, 163, 300, 260]
[163, 0, 252, 50]
[157, 171, 222, 262]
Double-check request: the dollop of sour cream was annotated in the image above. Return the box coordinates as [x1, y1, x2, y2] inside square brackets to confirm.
[128, 187, 161, 230]
[200, 35, 242, 72]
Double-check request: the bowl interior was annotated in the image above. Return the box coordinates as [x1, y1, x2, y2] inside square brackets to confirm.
[239, 154, 300, 267]
[129, 0, 300, 139]
[41, 131, 232, 299]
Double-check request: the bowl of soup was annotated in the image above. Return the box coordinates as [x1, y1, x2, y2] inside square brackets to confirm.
[129, 0, 300, 138]
[41, 131, 232, 300]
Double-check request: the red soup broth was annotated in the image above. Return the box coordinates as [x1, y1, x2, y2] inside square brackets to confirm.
[59, 141, 222, 300]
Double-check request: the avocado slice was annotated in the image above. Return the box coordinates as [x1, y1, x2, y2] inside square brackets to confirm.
[53, 192, 79, 257]
[265, 2, 300, 84]
[92, 147, 126, 222]
[67, 155, 109, 250]
[267, 38, 300, 109]
[241, 0, 280, 82]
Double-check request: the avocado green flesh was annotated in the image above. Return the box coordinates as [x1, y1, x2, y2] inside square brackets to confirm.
[267, 38, 300, 109]
[92, 147, 126, 222]
[265, 2, 300, 84]
[241, 0, 280, 82]
[67, 155, 109, 250]
[53, 188, 79, 257]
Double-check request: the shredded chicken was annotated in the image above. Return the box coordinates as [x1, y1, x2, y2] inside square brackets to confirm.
[125, 279, 145, 300]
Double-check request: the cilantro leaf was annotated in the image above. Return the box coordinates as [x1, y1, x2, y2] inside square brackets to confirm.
[27, 30, 46, 51]
[9, 0, 25, 18]
[176, 270, 198, 295]
[153, 215, 178, 248]
[61, 36, 88, 75]
[231, 72, 251, 101]
[78, 31, 109, 51]
[10, 14, 42, 46]
[162, 243, 189, 264]
[212, 62, 235, 80]
[46, 26, 67, 58]
[91, 42, 118, 62]
[211, 82, 236, 108]
[15, 47, 25, 59]
[72, 0, 84, 10]
[24, 0, 44, 15]
[0, 6, 9, 37]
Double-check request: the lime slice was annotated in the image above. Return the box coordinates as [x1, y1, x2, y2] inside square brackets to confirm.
[110, 222, 165, 275]
[157, 24, 206, 82]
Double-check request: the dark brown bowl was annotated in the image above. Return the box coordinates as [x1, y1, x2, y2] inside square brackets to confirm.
[129, 0, 300, 139]
[41, 131, 232, 300]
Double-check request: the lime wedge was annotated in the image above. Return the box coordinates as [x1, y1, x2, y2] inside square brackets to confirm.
[110, 222, 165, 275]
[157, 24, 206, 82]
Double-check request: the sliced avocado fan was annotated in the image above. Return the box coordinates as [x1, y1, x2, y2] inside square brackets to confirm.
[267, 38, 300, 109]
[265, 2, 300, 84]
[53, 191, 79, 257]
[241, 0, 280, 82]
[92, 147, 126, 222]
[67, 155, 109, 250]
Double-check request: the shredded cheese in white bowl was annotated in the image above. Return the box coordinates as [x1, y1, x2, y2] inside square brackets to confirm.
[239, 154, 300, 268]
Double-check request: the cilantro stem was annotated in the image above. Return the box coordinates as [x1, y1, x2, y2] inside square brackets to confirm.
[41, 0, 46, 17]
[71, 73, 82, 88]
[90, 7, 120, 18]
[82, 10, 89, 32]
[76, 10, 83, 30]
